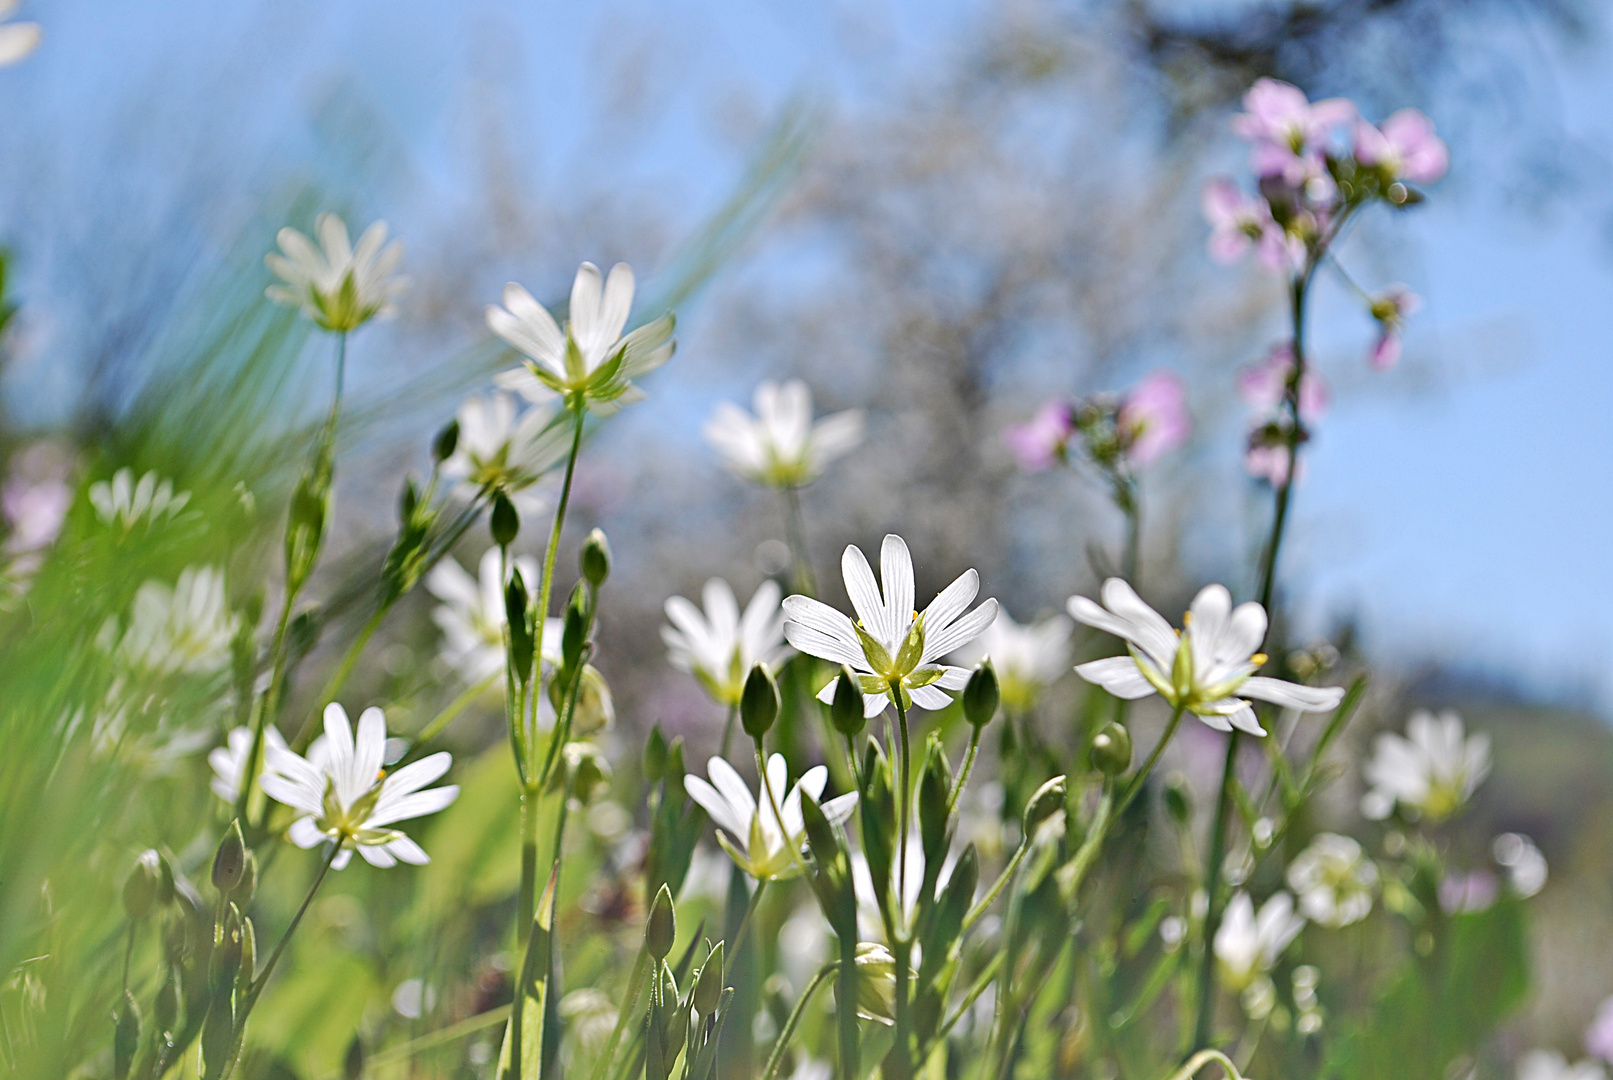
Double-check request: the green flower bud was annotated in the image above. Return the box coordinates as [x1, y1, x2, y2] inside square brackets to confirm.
[646, 884, 676, 961]
[344, 1034, 365, 1080]
[154, 969, 181, 1033]
[237, 916, 256, 995]
[918, 733, 953, 867]
[962, 661, 1000, 728]
[490, 491, 519, 547]
[505, 568, 534, 681]
[740, 663, 779, 739]
[692, 941, 724, 1015]
[561, 584, 589, 675]
[665, 735, 686, 780]
[432, 418, 460, 464]
[1023, 775, 1067, 834]
[644, 726, 669, 783]
[580, 528, 611, 587]
[211, 821, 247, 896]
[830, 665, 866, 736]
[1163, 774, 1192, 826]
[1089, 722, 1133, 777]
[114, 991, 141, 1080]
[124, 849, 164, 921]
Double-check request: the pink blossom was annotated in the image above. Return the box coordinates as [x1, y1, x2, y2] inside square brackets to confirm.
[1438, 870, 1498, 914]
[1354, 108, 1448, 185]
[1236, 344, 1329, 422]
[1243, 442, 1303, 486]
[2, 441, 75, 555]
[1004, 400, 1074, 472]
[1368, 286, 1421, 371]
[1202, 178, 1270, 264]
[1231, 78, 1356, 186]
[1118, 371, 1190, 467]
[1585, 995, 1613, 1063]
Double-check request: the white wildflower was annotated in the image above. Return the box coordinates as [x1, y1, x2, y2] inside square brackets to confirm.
[950, 608, 1072, 714]
[209, 725, 290, 805]
[683, 753, 857, 881]
[1361, 709, 1490, 822]
[702, 379, 863, 489]
[266, 212, 405, 332]
[1493, 833, 1548, 898]
[662, 578, 789, 708]
[89, 468, 191, 530]
[1214, 891, 1304, 992]
[111, 566, 237, 677]
[1286, 833, 1378, 928]
[440, 391, 568, 511]
[0, 1, 41, 67]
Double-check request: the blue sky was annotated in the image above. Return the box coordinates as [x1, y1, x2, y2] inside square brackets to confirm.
[2, 0, 1609, 713]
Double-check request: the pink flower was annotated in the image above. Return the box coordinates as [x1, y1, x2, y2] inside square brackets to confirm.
[1237, 344, 1329, 423]
[1118, 371, 1190, 467]
[1244, 442, 1303, 487]
[1354, 108, 1448, 185]
[1231, 78, 1356, 187]
[1368, 286, 1421, 371]
[1202, 178, 1271, 264]
[1004, 400, 1074, 472]
[1585, 995, 1613, 1063]
[1438, 870, 1498, 914]
[2, 441, 75, 555]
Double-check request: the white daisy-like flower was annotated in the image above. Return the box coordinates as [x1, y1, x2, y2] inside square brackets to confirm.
[488, 262, 675, 415]
[110, 565, 238, 677]
[265, 212, 405, 332]
[1214, 891, 1305, 992]
[783, 534, 998, 718]
[1516, 1050, 1608, 1080]
[1360, 709, 1490, 823]
[439, 391, 568, 512]
[0, 1, 41, 67]
[661, 578, 789, 708]
[949, 608, 1073, 714]
[88, 468, 191, 530]
[1067, 580, 1344, 736]
[425, 548, 543, 684]
[261, 703, 458, 869]
[1285, 833, 1378, 928]
[210, 725, 290, 805]
[702, 379, 864, 489]
[683, 753, 857, 882]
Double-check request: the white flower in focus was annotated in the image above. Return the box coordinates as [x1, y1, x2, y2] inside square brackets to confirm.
[489, 262, 675, 415]
[209, 725, 289, 804]
[950, 608, 1072, 714]
[1285, 833, 1377, 927]
[1516, 1050, 1608, 1080]
[113, 566, 237, 676]
[1214, 891, 1305, 992]
[1068, 580, 1344, 736]
[683, 753, 857, 881]
[783, 534, 998, 717]
[89, 468, 191, 530]
[426, 548, 542, 684]
[1361, 709, 1490, 823]
[702, 379, 864, 489]
[662, 578, 789, 707]
[266, 213, 405, 332]
[440, 391, 568, 511]
[0, 1, 41, 66]
[261, 703, 458, 869]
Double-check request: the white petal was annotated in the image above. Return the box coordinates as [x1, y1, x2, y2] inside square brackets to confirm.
[331, 848, 354, 870]
[923, 598, 998, 661]
[880, 535, 915, 645]
[385, 835, 431, 865]
[358, 844, 397, 868]
[909, 684, 953, 710]
[323, 703, 355, 787]
[1073, 657, 1156, 699]
[918, 569, 979, 648]
[708, 757, 759, 827]
[684, 774, 748, 841]
[1238, 677, 1343, 713]
[821, 792, 859, 826]
[1098, 579, 1181, 672]
[369, 785, 459, 827]
[841, 545, 888, 644]
[288, 817, 327, 848]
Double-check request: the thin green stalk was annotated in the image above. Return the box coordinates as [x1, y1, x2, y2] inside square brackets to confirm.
[312, 604, 386, 715]
[406, 672, 499, 759]
[945, 724, 983, 819]
[363, 1005, 512, 1071]
[728, 878, 769, 968]
[781, 485, 818, 597]
[890, 680, 912, 921]
[759, 962, 836, 1080]
[1164, 1049, 1246, 1080]
[1116, 704, 1186, 817]
[719, 702, 738, 760]
[586, 943, 649, 1080]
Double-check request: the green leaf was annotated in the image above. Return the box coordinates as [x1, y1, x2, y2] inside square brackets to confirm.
[498, 867, 559, 1080]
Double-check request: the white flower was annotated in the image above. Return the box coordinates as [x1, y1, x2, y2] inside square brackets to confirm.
[702, 379, 864, 489]
[1493, 832, 1548, 898]
[0, 1, 41, 67]
[209, 725, 290, 804]
[261, 703, 459, 869]
[783, 534, 998, 717]
[850, 833, 955, 941]
[662, 578, 789, 707]
[110, 566, 237, 676]
[488, 262, 675, 415]
[440, 391, 568, 511]
[426, 548, 543, 684]
[1067, 580, 1344, 736]
[266, 212, 405, 332]
[89, 468, 191, 530]
[683, 753, 857, 881]
[1286, 833, 1378, 928]
[949, 608, 1072, 714]
[1517, 1050, 1608, 1080]
[1361, 709, 1490, 823]
[1214, 891, 1305, 992]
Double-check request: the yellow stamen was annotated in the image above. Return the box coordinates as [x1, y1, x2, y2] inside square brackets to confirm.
[1250, 653, 1267, 666]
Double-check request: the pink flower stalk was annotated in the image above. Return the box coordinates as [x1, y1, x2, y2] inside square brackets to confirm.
[1118, 371, 1190, 467]
[1004, 399, 1075, 472]
[1354, 108, 1448, 185]
[1368, 286, 1422, 371]
[1585, 995, 1613, 1063]
[1237, 344, 1329, 423]
[1231, 78, 1356, 187]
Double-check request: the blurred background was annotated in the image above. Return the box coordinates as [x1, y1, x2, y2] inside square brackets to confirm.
[2, 0, 1612, 1071]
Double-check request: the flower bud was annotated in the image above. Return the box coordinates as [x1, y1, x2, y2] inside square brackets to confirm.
[344, 1034, 365, 1080]
[1090, 722, 1133, 777]
[665, 735, 686, 780]
[918, 733, 953, 866]
[962, 661, 1000, 728]
[211, 821, 247, 896]
[124, 849, 165, 921]
[1163, 774, 1192, 826]
[114, 991, 141, 1080]
[580, 528, 611, 587]
[154, 969, 181, 1033]
[646, 884, 676, 961]
[561, 584, 589, 675]
[490, 491, 519, 547]
[854, 943, 898, 1025]
[692, 941, 724, 1015]
[505, 569, 534, 681]
[830, 665, 866, 736]
[432, 418, 460, 464]
[1023, 775, 1067, 834]
[740, 663, 779, 740]
[237, 916, 256, 995]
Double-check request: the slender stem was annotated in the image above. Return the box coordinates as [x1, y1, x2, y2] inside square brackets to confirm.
[962, 841, 1028, 931]
[890, 680, 912, 925]
[586, 944, 650, 1080]
[365, 1005, 512, 1070]
[719, 702, 738, 760]
[405, 672, 499, 760]
[517, 785, 540, 952]
[1191, 731, 1240, 1053]
[122, 922, 135, 992]
[312, 604, 385, 714]
[759, 962, 837, 1080]
[1164, 1049, 1246, 1080]
[780, 486, 818, 597]
[946, 724, 983, 819]
[728, 878, 769, 968]
[1116, 704, 1186, 818]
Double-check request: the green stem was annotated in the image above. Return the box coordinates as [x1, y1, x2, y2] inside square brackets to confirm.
[586, 944, 650, 1080]
[405, 671, 499, 760]
[1164, 1049, 1246, 1080]
[719, 702, 738, 760]
[755, 743, 812, 880]
[1115, 704, 1186, 818]
[945, 724, 983, 819]
[516, 785, 540, 952]
[313, 604, 385, 714]
[781, 486, 818, 597]
[1192, 730, 1240, 1053]
[890, 681, 912, 926]
[759, 962, 837, 1080]
[728, 878, 769, 968]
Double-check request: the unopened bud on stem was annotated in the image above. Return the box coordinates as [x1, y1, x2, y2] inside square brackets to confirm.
[962, 661, 1000, 728]
[740, 663, 780, 739]
[580, 528, 611, 587]
[646, 884, 676, 961]
[1090, 722, 1133, 777]
[830, 665, 866, 736]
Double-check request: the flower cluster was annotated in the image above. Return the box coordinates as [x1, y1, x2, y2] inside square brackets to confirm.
[1005, 370, 1189, 475]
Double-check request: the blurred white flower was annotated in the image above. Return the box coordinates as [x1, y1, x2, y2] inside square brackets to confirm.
[1439, 870, 1498, 914]
[850, 831, 955, 940]
[950, 608, 1072, 714]
[1361, 709, 1490, 823]
[1517, 1050, 1608, 1080]
[784, 533, 997, 717]
[261, 703, 458, 869]
[1585, 994, 1613, 1065]
[662, 578, 789, 708]
[426, 548, 543, 684]
[559, 988, 618, 1053]
[110, 566, 237, 676]
[684, 753, 857, 881]
[1286, 833, 1377, 927]
[1214, 891, 1304, 992]
[489, 262, 675, 415]
[1493, 833, 1548, 898]
[440, 391, 567, 512]
[0, 1, 41, 66]
[266, 213, 405, 332]
[1068, 580, 1344, 736]
[89, 468, 191, 530]
[702, 379, 864, 489]
[209, 724, 289, 805]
